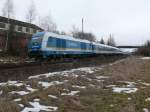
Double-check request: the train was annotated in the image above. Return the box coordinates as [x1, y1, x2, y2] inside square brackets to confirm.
[28, 32, 123, 58]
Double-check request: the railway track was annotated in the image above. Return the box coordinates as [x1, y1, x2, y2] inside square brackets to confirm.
[0, 58, 76, 70]
[0, 55, 126, 82]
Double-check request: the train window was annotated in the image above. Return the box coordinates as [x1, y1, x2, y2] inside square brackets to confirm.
[55, 38, 66, 48]
[32, 37, 43, 45]
[31, 32, 44, 45]
[67, 40, 79, 49]
[56, 38, 61, 48]
[47, 37, 56, 47]
[86, 44, 90, 50]
[0, 22, 6, 29]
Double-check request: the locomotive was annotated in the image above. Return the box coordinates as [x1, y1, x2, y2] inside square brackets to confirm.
[28, 32, 123, 58]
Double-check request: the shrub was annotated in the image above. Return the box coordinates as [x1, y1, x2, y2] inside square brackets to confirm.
[136, 41, 150, 56]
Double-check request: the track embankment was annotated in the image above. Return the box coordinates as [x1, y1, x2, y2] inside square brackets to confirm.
[0, 56, 125, 81]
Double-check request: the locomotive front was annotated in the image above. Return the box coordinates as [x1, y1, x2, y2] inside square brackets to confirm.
[28, 32, 45, 58]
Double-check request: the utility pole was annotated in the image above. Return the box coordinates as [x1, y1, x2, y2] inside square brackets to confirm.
[82, 18, 84, 33]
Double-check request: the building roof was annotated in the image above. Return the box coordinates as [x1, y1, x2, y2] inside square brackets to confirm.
[0, 16, 43, 30]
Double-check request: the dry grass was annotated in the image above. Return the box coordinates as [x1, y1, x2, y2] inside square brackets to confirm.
[0, 98, 20, 112]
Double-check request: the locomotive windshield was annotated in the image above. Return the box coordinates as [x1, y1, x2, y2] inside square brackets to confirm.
[32, 37, 43, 43]
[31, 32, 45, 44]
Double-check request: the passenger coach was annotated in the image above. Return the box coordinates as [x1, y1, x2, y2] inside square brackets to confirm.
[28, 32, 123, 58]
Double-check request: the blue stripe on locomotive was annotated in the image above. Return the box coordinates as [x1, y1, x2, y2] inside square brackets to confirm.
[42, 50, 92, 57]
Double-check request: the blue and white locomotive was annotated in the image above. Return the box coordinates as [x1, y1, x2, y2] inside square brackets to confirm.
[28, 32, 123, 58]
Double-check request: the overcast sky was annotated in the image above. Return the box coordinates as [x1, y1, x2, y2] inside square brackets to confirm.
[0, 0, 150, 45]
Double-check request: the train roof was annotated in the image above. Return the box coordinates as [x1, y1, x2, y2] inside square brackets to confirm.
[45, 32, 91, 44]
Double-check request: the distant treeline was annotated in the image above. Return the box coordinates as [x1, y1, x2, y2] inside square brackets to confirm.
[136, 41, 150, 56]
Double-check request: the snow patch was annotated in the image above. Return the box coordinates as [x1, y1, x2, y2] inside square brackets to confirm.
[0, 81, 23, 87]
[141, 57, 150, 60]
[21, 102, 58, 112]
[26, 86, 37, 92]
[63, 88, 69, 91]
[19, 104, 24, 108]
[110, 104, 114, 107]
[128, 97, 132, 100]
[10, 91, 29, 95]
[39, 81, 64, 88]
[96, 76, 109, 79]
[112, 87, 138, 93]
[14, 98, 21, 102]
[141, 83, 150, 86]
[119, 81, 136, 87]
[72, 85, 86, 89]
[33, 99, 40, 102]
[145, 98, 150, 102]
[143, 108, 149, 112]
[48, 95, 58, 99]
[61, 91, 80, 96]
[112, 81, 138, 94]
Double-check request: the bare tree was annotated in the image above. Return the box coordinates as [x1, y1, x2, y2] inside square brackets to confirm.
[71, 25, 96, 41]
[72, 31, 96, 42]
[39, 15, 57, 32]
[2, 0, 14, 18]
[2, 0, 15, 51]
[107, 34, 116, 46]
[100, 37, 105, 44]
[26, 0, 36, 23]
[71, 25, 79, 35]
